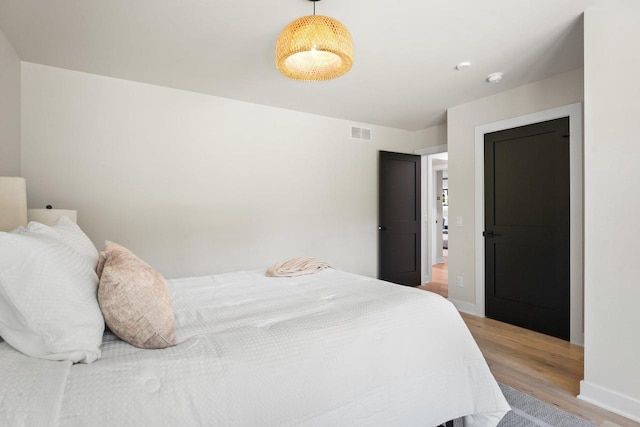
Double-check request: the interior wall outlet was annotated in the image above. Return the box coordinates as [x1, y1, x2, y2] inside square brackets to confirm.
[456, 216, 463, 227]
[456, 276, 464, 287]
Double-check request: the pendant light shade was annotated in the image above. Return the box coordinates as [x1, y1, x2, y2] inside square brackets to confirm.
[276, 11, 353, 81]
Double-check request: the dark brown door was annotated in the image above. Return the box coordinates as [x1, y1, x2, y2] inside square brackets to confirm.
[378, 151, 421, 286]
[484, 117, 570, 340]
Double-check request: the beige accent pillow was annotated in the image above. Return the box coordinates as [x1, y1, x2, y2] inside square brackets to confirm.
[97, 241, 176, 349]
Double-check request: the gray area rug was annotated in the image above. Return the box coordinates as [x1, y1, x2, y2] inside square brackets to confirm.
[454, 383, 596, 427]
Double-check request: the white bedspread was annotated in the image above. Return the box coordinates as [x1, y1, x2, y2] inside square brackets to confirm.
[0, 269, 509, 426]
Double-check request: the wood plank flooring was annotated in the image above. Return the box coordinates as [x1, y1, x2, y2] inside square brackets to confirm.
[417, 259, 638, 426]
[461, 313, 640, 427]
[418, 258, 448, 297]
[461, 313, 639, 427]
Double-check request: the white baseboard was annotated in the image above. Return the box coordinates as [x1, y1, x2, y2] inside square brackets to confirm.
[579, 380, 640, 423]
[448, 298, 477, 315]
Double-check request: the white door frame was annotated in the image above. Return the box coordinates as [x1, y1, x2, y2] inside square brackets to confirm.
[474, 103, 584, 345]
[432, 165, 447, 265]
[415, 144, 448, 285]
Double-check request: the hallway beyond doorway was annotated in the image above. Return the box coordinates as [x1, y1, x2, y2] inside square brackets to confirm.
[419, 256, 448, 298]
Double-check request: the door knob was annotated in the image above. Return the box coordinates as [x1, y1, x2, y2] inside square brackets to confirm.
[378, 226, 387, 231]
[482, 230, 501, 238]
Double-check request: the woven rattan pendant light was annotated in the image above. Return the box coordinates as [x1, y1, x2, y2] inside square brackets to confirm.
[276, 0, 353, 81]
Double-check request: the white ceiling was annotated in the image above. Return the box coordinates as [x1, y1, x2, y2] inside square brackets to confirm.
[0, 0, 599, 131]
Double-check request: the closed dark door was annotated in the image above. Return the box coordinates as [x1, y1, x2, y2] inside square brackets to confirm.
[484, 117, 570, 340]
[379, 151, 421, 286]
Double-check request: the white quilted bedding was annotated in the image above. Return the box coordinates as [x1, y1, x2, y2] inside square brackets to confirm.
[0, 269, 509, 426]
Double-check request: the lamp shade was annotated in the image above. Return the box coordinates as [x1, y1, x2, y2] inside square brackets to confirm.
[276, 14, 353, 81]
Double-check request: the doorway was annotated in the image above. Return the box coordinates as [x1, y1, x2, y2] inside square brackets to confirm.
[416, 147, 449, 298]
[484, 117, 570, 340]
[474, 103, 583, 345]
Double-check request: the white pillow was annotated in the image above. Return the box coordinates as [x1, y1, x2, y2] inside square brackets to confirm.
[28, 216, 99, 270]
[0, 227, 104, 363]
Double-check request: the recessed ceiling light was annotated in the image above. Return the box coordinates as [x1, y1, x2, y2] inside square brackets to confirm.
[487, 72, 504, 83]
[455, 61, 472, 71]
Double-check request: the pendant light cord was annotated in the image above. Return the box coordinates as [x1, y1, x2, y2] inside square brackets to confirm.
[313, 1, 316, 15]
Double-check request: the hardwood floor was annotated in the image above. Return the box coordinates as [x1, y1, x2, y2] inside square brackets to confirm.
[417, 257, 448, 297]
[460, 313, 639, 427]
[415, 256, 636, 426]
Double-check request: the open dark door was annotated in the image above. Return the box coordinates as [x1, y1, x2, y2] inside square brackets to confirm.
[484, 117, 570, 340]
[379, 151, 421, 286]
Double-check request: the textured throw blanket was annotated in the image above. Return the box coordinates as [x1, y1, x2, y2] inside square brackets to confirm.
[266, 257, 332, 277]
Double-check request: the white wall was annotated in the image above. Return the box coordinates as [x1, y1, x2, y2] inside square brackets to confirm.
[445, 68, 584, 307]
[0, 27, 20, 176]
[414, 123, 447, 151]
[580, 0, 640, 421]
[20, 62, 415, 279]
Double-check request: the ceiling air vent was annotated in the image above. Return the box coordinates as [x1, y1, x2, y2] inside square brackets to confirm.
[350, 125, 372, 141]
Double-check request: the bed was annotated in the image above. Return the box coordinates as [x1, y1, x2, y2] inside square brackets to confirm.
[0, 178, 509, 426]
